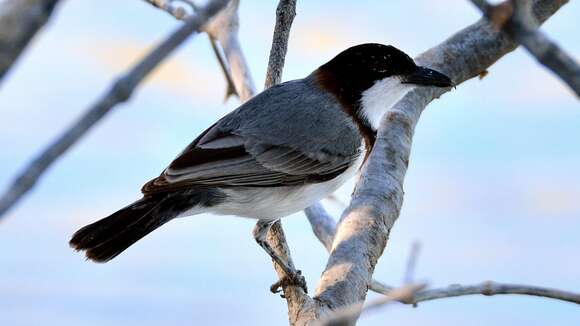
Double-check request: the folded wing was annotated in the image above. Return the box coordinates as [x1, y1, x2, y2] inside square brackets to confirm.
[142, 77, 362, 195]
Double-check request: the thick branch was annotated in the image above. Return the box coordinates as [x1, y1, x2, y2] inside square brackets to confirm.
[0, 0, 61, 84]
[0, 0, 230, 220]
[471, 0, 579, 96]
[305, 203, 393, 295]
[289, 0, 570, 324]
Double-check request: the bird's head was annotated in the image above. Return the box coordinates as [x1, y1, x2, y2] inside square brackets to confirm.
[315, 43, 453, 131]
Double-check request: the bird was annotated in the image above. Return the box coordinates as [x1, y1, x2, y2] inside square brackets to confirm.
[69, 43, 452, 292]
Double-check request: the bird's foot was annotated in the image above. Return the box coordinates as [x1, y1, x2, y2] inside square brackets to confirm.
[270, 269, 307, 295]
[252, 220, 308, 296]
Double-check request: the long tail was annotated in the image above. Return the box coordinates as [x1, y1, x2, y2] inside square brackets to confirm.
[70, 194, 182, 263]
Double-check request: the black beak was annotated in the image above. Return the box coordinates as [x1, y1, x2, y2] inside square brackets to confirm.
[402, 66, 453, 87]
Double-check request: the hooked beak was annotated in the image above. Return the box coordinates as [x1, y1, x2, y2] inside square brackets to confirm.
[402, 66, 453, 87]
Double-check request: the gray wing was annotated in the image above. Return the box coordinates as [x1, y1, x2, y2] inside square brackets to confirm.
[142, 77, 362, 194]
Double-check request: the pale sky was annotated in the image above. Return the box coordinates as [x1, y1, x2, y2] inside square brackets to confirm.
[0, 1, 579, 325]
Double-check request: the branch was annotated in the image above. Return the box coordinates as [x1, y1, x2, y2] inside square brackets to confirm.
[288, 1, 570, 324]
[305, 203, 336, 252]
[0, 0, 61, 84]
[471, 0, 580, 96]
[258, 1, 317, 321]
[0, 0, 231, 220]
[204, 0, 256, 101]
[208, 35, 239, 100]
[264, 0, 296, 88]
[413, 281, 580, 305]
[305, 203, 394, 295]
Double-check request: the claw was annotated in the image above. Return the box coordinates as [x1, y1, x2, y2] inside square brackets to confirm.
[270, 269, 308, 295]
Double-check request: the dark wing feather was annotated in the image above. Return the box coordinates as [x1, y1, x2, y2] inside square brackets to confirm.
[142, 129, 358, 194]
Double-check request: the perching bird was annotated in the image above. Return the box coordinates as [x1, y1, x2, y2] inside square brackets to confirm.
[70, 43, 452, 292]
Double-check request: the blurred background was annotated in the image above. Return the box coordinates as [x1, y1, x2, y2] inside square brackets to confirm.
[0, 0, 579, 325]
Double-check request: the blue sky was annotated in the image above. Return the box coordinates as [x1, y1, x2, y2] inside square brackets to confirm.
[0, 0, 579, 325]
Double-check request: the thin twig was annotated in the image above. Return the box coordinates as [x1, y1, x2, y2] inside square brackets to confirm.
[208, 35, 238, 100]
[413, 281, 580, 305]
[0, 0, 230, 220]
[304, 203, 336, 252]
[403, 241, 421, 285]
[0, 0, 61, 84]
[203, 0, 255, 101]
[471, 0, 580, 96]
[264, 0, 297, 88]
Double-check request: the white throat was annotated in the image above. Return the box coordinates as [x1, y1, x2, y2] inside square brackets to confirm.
[360, 77, 414, 130]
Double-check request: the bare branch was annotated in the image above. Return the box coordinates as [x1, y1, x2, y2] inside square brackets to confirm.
[471, 0, 580, 96]
[204, 0, 256, 101]
[266, 220, 318, 322]
[319, 281, 579, 326]
[207, 35, 238, 100]
[403, 242, 421, 285]
[0, 0, 231, 220]
[304, 203, 336, 252]
[264, 0, 297, 88]
[0, 0, 61, 84]
[413, 281, 580, 305]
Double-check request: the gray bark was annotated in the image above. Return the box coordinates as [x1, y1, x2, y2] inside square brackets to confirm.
[471, 0, 580, 96]
[0, 0, 60, 84]
[264, 0, 296, 88]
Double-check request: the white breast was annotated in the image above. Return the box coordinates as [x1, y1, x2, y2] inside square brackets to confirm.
[360, 76, 414, 130]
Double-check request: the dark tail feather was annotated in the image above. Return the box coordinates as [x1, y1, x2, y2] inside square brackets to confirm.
[69, 195, 178, 263]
